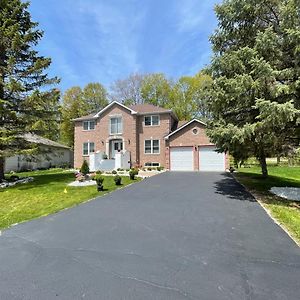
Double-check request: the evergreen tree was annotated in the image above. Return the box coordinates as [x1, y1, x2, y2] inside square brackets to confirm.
[0, 0, 60, 181]
[206, 0, 300, 177]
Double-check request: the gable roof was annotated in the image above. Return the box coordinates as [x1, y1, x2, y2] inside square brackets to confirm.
[24, 133, 70, 149]
[94, 101, 137, 118]
[165, 119, 207, 140]
[73, 101, 137, 121]
[73, 101, 178, 121]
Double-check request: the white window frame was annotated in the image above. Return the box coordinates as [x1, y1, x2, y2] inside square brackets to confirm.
[144, 139, 160, 155]
[110, 116, 123, 135]
[83, 120, 95, 131]
[144, 115, 160, 126]
[83, 142, 95, 156]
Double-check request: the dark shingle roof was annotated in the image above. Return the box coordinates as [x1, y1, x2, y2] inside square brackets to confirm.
[24, 133, 70, 149]
[73, 112, 97, 121]
[128, 103, 171, 114]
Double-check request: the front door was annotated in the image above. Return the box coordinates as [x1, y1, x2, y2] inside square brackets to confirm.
[111, 140, 123, 159]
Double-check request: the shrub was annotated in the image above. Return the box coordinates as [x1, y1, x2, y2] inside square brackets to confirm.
[9, 175, 20, 182]
[114, 175, 122, 185]
[95, 170, 102, 175]
[94, 175, 104, 191]
[125, 169, 130, 172]
[80, 160, 90, 175]
[147, 167, 152, 171]
[102, 153, 108, 159]
[112, 170, 117, 174]
[157, 166, 164, 171]
[129, 168, 139, 180]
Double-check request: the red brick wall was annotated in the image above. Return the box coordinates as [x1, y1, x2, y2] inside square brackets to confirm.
[137, 113, 172, 168]
[74, 104, 138, 168]
[167, 121, 229, 170]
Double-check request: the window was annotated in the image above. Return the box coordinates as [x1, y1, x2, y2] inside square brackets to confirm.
[83, 142, 95, 156]
[144, 115, 159, 126]
[110, 117, 122, 134]
[192, 128, 198, 135]
[144, 139, 160, 154]
[83, 120, 95, 130]
[145, 162, 160, 167]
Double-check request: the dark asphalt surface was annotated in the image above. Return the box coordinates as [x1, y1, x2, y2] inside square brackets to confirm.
[0, 172, 299, 300]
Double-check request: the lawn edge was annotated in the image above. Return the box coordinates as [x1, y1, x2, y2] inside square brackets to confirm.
[0, 177, 144, 234]
[232, 173, 300, 248]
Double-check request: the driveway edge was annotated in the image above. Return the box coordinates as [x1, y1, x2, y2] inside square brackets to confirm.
[232, 173, 300, 248]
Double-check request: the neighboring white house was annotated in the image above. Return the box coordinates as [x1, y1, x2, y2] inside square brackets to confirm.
[4, 134, 73, 173]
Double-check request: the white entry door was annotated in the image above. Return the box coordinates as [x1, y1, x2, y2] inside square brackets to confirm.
[199, 146, 225, 171]
[170, 147, 194, 171]
[111, 141, 123, 159]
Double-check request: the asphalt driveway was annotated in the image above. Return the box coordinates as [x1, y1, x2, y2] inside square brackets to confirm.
[0, 172, 299, 300]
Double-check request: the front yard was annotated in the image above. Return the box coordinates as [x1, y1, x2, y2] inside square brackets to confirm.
[236, 166, 300, 244]
[0, 169, 140, 230]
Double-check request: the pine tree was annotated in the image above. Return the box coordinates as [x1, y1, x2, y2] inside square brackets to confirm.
[0, 0, 60, 180]
[206, 0, 300, 177]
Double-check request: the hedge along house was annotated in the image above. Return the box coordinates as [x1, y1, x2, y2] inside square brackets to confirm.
[73, 101, 229, 171]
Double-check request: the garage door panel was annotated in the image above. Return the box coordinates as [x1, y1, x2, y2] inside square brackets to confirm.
[199, 146, 225, 171]
[170, 147, 193, 171]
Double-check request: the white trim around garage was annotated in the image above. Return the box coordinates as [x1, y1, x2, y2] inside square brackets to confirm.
[165, 119, 207, 140]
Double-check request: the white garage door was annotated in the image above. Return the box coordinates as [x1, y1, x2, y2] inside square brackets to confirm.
[199, 146, 225, 171]
[170, 147, 194, 171]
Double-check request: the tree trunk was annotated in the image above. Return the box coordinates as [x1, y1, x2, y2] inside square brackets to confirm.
[259, 155, 268, 178]
[0, 157, 5, 182]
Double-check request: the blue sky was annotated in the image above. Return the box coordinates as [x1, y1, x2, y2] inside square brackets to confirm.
[29, 0, 220, 92]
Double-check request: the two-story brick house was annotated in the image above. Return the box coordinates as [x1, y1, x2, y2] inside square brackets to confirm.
[74, 101, 229, 171]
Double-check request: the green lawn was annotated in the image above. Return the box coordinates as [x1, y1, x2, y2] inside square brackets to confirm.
[0, 169, 140, 230]
[236, 166, 300, 244]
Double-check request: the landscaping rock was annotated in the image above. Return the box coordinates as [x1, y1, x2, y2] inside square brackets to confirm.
[0, 177, 34, 189]
[270, 187, 300, 201]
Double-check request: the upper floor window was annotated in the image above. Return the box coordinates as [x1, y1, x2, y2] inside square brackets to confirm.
[110, 117, 122, 134]
[83, 120, 95, 131]
[144, 115, 159, 126]
[83, 142, 95, 156]
[144, 139, 160, 154]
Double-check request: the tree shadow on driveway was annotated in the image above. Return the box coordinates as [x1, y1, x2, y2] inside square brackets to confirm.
[214, 173, 256, 202]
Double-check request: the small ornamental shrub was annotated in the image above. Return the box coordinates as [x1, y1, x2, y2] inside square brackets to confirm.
[125, 169, 130, 172]
[77, 175, 85, 182]
[157, 166, 164, 171]
[9, 175, 20, 182]
[95, 170, 102, 175]
[80, 160, 90, 175]
[95, 175, 104, 191]
[114, 175, 122, 185]
[147, 167, 152, 171]
[102, 153, 108, 159]
[129, 168, 139, 180]
[112, 170, 117, 174]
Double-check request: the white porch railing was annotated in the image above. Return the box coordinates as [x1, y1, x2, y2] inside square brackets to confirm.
[89, 151, 130, 171]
